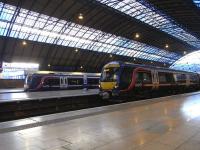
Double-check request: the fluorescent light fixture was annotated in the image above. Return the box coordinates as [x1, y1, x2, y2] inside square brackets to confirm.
[3, 62, 39, 69]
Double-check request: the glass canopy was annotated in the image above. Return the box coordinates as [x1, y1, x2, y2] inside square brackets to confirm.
[193, 0, 200, 7]
[97, 0, 200, 48]
[170, 50, 200, 73]
[0, 2, 180, 63]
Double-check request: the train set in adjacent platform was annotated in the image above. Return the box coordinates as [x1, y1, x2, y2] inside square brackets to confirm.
[24, 71, 100, 91]
[99, 61, 200, 101]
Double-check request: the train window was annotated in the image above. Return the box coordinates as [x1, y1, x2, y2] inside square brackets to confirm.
[143, 72, 152, 84]
[136, 72, 152, 84]
[120, 67, 133, 89]
[29, 75, 43, 89]
[87, 78, 99, 85]
[68, 78, 83, 85]
[190, 74, 199, 83]
[44, 78, 60, 86]
[176, 74, 186, 83]
[158, 72, 167, 83]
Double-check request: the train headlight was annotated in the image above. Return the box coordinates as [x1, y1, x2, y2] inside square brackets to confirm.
[114, 85, 119, 89]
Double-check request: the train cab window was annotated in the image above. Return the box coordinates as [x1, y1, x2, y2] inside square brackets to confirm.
[136, 72, 152, 84]
[68, 78, 83, 85]
[101, 67, 119, 82]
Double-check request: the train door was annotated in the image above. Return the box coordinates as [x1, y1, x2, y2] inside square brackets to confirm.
[151, 70, 159, 90]
[60, 76, 68, 89]
[83, 74, 87, 89]
[186, 74, 190, 87]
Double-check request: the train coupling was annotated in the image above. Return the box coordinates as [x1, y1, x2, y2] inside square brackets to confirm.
[99, 91, 110, 99]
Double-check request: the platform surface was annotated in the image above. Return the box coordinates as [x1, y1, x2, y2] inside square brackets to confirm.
[0, 89, 99, 103]
[1, 92, 200, 150]
[0, 88, 24, 94]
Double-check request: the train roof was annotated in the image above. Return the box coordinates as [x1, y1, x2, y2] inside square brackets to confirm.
[29, 71, 100, 76]
[106, 61, 198, 74]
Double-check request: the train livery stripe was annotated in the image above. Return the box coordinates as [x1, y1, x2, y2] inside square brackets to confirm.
[121, 67, 147, 92]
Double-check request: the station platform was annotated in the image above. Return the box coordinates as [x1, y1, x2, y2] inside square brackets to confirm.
[0, 92, 200, 150]
[0, 89, 99, 103]
[0, 88, 24, 94]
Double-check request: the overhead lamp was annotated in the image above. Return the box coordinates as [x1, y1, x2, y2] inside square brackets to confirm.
[80, 66, 83, 69]
[22, 41, 27, 46]
[164, 63, 166, 66]
[184, 51, 187, 55]
[75, 48, 79, 52]
[48, 64, 51, 67]
[78, 13, 84, 20]
[165, 44, 169, 48]
[109, 54, 112, 58]
[135, 33, 140, 39]
[151, 61, 153, 64]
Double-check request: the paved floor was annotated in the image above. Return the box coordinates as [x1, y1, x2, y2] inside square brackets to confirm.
[0, 88, 24, 94]
[1, 92, 200, 150]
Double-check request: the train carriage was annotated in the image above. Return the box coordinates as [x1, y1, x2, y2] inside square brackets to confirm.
[24, 71, 100, 91]
[99, 61, 200, 100]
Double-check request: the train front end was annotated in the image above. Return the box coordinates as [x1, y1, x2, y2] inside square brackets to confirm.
[99, 62, 121, 99]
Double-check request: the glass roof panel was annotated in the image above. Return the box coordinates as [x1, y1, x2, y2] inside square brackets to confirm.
[193, 0, 200, 7]
[97, 0, 200, 48]
[0, 2, 180, 63]
[170, 50, 200, 73]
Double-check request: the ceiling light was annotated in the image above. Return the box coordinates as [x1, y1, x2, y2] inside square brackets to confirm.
[48, 64, 51, 67]
[78, 13, 84, 20]
[75, 48, 78, 52]
[109, 54, 112, 58]
[165, 44, 169, 48]
[135, 33, 140, 38]
[22, 41, 27, 46]
[184, 51, 187, 55]
[80, 66, 83, 69]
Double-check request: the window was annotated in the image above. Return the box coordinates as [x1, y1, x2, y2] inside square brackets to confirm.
[44, 78, 60, 86]
[158, 72, 174, 84]
[136, 71, 152, 84]
[0, 2, 180, 64]
[175, 74, 186, 83]
[190, 74, 199, 83]
[68, 78, 83, 85]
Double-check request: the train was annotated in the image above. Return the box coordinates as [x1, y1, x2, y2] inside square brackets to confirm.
[24, 71, 100, 91]
[99, 61, 200, 101]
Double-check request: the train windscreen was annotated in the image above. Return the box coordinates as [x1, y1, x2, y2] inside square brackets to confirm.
[101, 67, 119, 82]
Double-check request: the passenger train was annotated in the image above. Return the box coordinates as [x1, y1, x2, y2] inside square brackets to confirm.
[24, 71, 100, 91]
[99, 61, 200, 100]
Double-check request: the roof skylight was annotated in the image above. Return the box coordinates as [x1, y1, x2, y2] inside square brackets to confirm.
[97, 0, 200, 48]
[0, 2, 180, 63]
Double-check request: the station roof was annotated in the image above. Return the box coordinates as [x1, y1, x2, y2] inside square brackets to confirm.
[0, 0, 199, 72]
